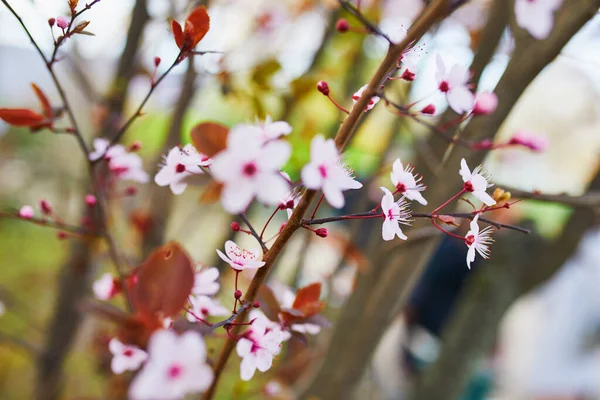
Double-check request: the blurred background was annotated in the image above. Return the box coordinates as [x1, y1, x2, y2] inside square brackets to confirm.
[1, 0, 599, 399]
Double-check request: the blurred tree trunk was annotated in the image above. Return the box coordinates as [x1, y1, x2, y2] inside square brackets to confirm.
[299, 2, 600, 399]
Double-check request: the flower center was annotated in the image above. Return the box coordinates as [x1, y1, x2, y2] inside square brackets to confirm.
[463, 181, 474, 192]
[123, 349, 134, 357]
[175, 163, 186, 173]
[439, 81, 450, 93]
[387, 209, 395, 221]
[465, 234, 475, 246]
[200, 307, 209, 316]
[318, 165, 328, 178]
[395, 182, 406, 193]
[243, 162, 257, 177]
[167, 364, 183, 379]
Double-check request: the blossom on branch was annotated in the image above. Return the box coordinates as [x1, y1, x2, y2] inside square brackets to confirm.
[301, 135, 362, 209]
[90, 138, 149, 183]
[109, 338, 148, 374]
[192, 266, 220, 296]
[155, 145, 209, 195]
[459, 158, 496, 206]
[93, 273, 119, 301]
[435, 55, 474, 114]
[129, 330, 213, 400]
[216, 240, 265, 271]
[464, 214, 494, 269]
[515, 0, 563, 40]
[352, 85, 380, 112]
[186, 295, 229, 322]
[380, 187, 411, 241]
[390, 158, 427, 205]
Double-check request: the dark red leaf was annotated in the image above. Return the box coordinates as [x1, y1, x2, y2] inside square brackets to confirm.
[172, 20, 184, 49]
[185, 6, 210, 48]
[190, 121, 229, 157]
[292, 283, 322, 310]
[31, 83, 52, 119]
[0, 108, 47, 127]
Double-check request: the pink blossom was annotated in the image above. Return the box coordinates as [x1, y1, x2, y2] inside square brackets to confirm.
[89, 138, 115, 162]
[93, 273, 118, 301]
[109, 152, 149, 183]
[465, 214, 494, 269]
[129, 330, 213, 400]
[390, 158, 427, 205]
[301, 135, 362, 209]
[380, 187, 411, 241]
[472, 92, 498, 115]
[186, 295, 229, 322]
[459, 158, 496, 206]
[352, 85, 380, 111]
[515, 0, 563, 40]
[435, 55, 474, 114]
[56, 16, 69, 29]
[192, 267, 220, 296]
[18, 205, 34, 219]
[216, 240, 265, 271]
[508, 130, 549, 152]
[210, 125, 291, 214]
[109, 338, 148, 374]
[249, 309, 292, 342]
[155, 145, 208, 195]
[85, 194, 97, 207]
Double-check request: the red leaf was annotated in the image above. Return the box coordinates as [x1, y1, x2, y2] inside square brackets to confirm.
[292, 283, 322, 310]
[133, 242, 195, 320]
[172, 20, 184, 49]
[185, 6, 210, 48]
[256, 284, 282, 322]
[0, 108, 47, 127]
[31, 83, 52, 119]
[190, 121, 229, 157]
[280, 283, 325, 324]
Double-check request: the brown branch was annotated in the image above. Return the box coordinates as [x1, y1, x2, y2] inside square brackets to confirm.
[338, 0, 393, 44]
[0, 331, 40, 357]
[500, 186, 600, 208]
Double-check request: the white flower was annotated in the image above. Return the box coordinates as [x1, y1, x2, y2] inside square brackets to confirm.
[515, 0, 563, 40]
[187, 295, 229, 322]
[93, 273, 117, 301]
[216, 240, 266, 271]
[464, 214, 494, 269]
[192, 267, 220, 296]
[89, 138, 111, 161]
[155, 145, 208, 195]
[301, 135, 362, 209]
[459, 158, 496, 206]
[129, 330, 213, 400]
[109, 338, 148, 374]
[380, 187, 411, 241]
[250, 309, 292, 341]
[352, 84, 380, 111]
[253, 116, 293, 143]
[390, 158, 427, 205]
[210, 125, 291, 214]
[435, 55, 474, 114]
[109, 152, 149, 183]
[236, 313, 286, 381]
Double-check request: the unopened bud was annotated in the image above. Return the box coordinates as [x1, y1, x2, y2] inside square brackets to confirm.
[253, 301, 260, 308]
[40, 199, 52, 215]
[18, 205, 34, 219]
[231, 222, 241, 232]
[57, 231, 68, 240]
[48, 18, 56, 27]
[473, 92, 498, 115]
[125, 186, 137, 196]
[56, 16, 69, 30]
[317, 81, 330, 96]
[234, 290, 242, 299]
[421, 104, 436, 115]
[85, 194, 97, 207]
[315, 228, 328, 238]
[336, 18, 349, 33]
[492, 188, 511, 203]
[154, 57, 161, 67]
[128, 140, 142, 152]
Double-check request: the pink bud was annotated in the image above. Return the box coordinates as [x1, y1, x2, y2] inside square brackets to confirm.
[48, 18, 56, 27]
[231, 222, 241, 232]
[234, 290, 242, 299]
[57, 231, 68, 240]
[401, 69, 416, 81]
[154, 57, 161, 67]
[85, 194, 97, 207]
[128, 141, 142, 152]
[18, 205, 34, 219]
[317, 81, 330, 96]
[253, 301, 260, 308]
[336, 18, 349, 33]
[421, 104, 436, 115]
[56, 16, 69, 30]
[473, 92, 498, 115]
[508, 130, 549, 152]
[40, 199, 52, 215]
[315, 228, 328, 238]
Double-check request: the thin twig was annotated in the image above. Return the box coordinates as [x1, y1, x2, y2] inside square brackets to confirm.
[339, 0, 393, 44]
[500, 186, 600, 208]
[239, 213, 268, 253]
[211, 302, 252, 330]
[0, 212, 101, 236]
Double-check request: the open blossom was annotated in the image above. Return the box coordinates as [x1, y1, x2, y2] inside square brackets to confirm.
[459, 158, 496, 206]
[472, 92, 498, 115]
[352, 85, 380, 111]
[91, 138, 149, 183]
[435, 55, 474, 114]
[193, 267, 220, 296]
[464, 214, 494, 269]
[129, 330, 213, 400]
[236, 313, 287, 381]
[250, 309, 292, 341]
[301, 135, 362, 209]
[216, 240, 265, 271]
[18, 205, 34, 219]
[109, 338, 148, 374]
[515, 0, 563, 40]
[380, 187, 411, 241]
[93, 273, 118, 300]
[210, 125, 291, 214]
[390, 158, 427, 205]
[155, 145, 209, 195]
[187, 295, 229, 322]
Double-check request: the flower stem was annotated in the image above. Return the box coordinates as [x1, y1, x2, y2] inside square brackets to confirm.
[430, 189, 466, 215]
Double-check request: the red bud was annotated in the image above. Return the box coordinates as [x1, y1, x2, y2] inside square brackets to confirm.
[317, 81, 330, 96]
[336, 18, 349, 33]
[315, 228, 328, 238]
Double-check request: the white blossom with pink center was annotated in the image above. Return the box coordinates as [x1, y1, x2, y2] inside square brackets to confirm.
[186, 295, 229, 322]
[301, 135, 362, 209]
[459, 158, 496, 206]
[352, 84, 380, 111]
[515, 0, 563, 40]
[390, 158, 427, 206]
[464, 214, 494, 269]
[435, 55, 474, 114]
[155, 145, 209, 195]
[93, 273, 117, 301]
[89, 138, 149, 183]
[129, 330, 213, 400]
[216, 240, 265, 271]
[249, 309, 292, 341]
[109, 338, 148, 374]
[210, 125, 291, 214]
[380, 187, 411, 241]
[236, 313, 287, 381]
[192, 267, 220, 296]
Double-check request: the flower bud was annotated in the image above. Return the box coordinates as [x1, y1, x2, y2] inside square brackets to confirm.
[492, 188, 511, 203]
[125, 186, 137, 196]
[336, 18, 349, 33]
[56, 16, 69, 30]
[57, 231, 68, 240]
[18, 205, 34, 219]
[128, 140, 142, 152]
[315, 228, 328, 238]
[317, 81, 330, 96]
[421, 104, 436, 115]
[234, 290, 242, 299]
[253, 301, 260, 308]
[231, 222, 241, 232]
[48, 18, 56, 27]
[40, 199, 52, 215]
[154, 57, 161, 67]
[85, 194, 97, 207]
[473, 92, 498, 115]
